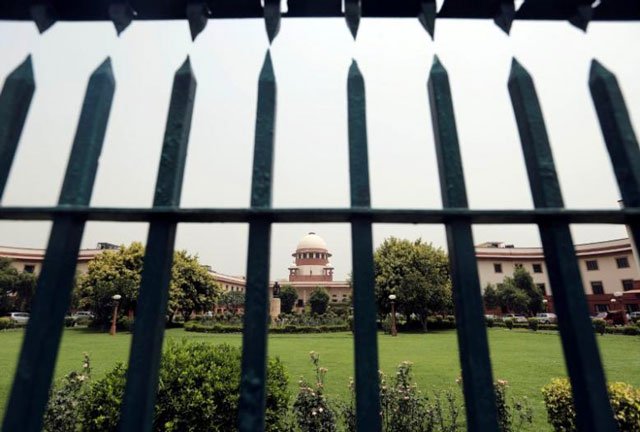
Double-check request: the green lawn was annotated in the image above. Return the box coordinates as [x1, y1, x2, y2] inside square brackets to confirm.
[0, 328, 638, 431]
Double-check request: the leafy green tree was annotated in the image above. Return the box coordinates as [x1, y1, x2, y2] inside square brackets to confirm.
[219, 290, 245, 315]
[169, 251, 220, 321]
[483, 283, 499, 310]
[512, 266, 544, 314]
[373, 237, 452, 331]
[309, 287, 330, 315]
[496, 278, 529, 314]
[78, 243, 221, 326]
[0, 257, 38, 313]
[279, 285, 298, 314]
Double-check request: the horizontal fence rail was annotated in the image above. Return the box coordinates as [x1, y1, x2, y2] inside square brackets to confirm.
[1, 3, 639, 432]
[0, 206, 640, 224]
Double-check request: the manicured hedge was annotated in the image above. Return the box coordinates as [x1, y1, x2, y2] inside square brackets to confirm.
[184, 321, 350, 334]
[0, 317, 15, 330]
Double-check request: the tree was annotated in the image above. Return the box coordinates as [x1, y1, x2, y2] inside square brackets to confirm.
[483, 283, 499, 310]
[279, 285, 298, 314]
[493, 268, 544, 315]
[219, 291, 245, 315]
[169, 251, 220, 321]
[373, 237, 452, 331]
[513, 266, 544, 314]
[308, 287, 330, 315]
[0, 257, 38, 313]
[78, 243, 221, 326]
[496, 279, 529, 314]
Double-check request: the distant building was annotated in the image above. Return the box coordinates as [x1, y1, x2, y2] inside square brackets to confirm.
[278, 232, 350, 309]
[0, 244, 103, 275]
[475, 239, 640, 314]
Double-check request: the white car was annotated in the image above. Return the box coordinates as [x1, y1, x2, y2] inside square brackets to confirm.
[535, 313, 557, 324]
[7, 312, 29, 325]
[503, 314, 527, 323]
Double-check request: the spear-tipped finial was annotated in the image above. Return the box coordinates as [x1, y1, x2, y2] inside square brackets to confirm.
[419, 0, 436, 39]
[494, 1, 515, 35]
[569, 3, 592, 32]
[264, 0, 281, 43]
[30, 2, 56, 34]
[187, 1, 210, 41]
[345, 0, 361, 39]
[109, 2, 136, 36]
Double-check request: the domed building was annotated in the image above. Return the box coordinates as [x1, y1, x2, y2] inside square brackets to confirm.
[288, 232, 334, 282]
[277, 232, 351, 310]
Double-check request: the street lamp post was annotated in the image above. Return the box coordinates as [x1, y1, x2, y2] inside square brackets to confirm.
[543, 298, 548, 312]
[110, 294, 122, 336]
[613, 291, 626, 324]
[388, 294, 397, 337]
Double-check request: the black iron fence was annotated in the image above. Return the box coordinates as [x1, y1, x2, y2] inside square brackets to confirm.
[0, 1, 639, 431]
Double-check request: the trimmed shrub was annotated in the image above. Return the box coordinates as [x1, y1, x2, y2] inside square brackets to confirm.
[64, 316, 76, 327]
[116, 316, 134, 332]
[309, 287, 330, 315]
[486, 317, 495, 328]
[623, 325, 640, 336]
[82, 341, 290, 431]
[593, 318, 606, 335]
[504, 319, 514, 330]
[0, 317, 15, 330]
[542, 378, 640, 432]
[184, 321, 349, 334]
[527, 318, 539, 332]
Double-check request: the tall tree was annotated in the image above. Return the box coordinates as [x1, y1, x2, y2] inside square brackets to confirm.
[496, 278, 529, 314]
[512, 266, 544, 314]
[78, 243, 221, 326]
[483, 283, 499, 310]
[0, 258, 38, 313]
[279, 285, 298, 314]
[373, 237, 452, 331]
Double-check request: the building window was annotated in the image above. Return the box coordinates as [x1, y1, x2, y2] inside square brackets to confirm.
[622, 279, 634, 291]
[536, 283, 546, 295]
[493, 263, 502, 273]
[591, 281, 604, 295]
[616, 257, 630, 269]
[514, 263, 523, 269]
[595, 304, 608, 313]
[296, 299, 304, 307]
[586, 260, 599, 271]
[23, 265, 35, 274]
[532, 263, 543, 273]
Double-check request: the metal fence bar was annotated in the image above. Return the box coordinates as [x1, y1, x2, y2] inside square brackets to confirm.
[347, 60, 381, 432]
[119, 57, 196, 432]
[508, 58, 616, 432]
[238, 50, 276, 432]
[428, 56, 499, 432]
[2, 58, 115, 432]
[589, 60, 640, 261]
[0, 55, 35, 199]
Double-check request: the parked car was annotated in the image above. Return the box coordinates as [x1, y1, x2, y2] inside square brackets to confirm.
[534, 313, 557, 324]
[484, 314, 497, 320]
[591, 311, 626, 326]
[630, 311, 640, 322]
[6, 312, 29, 325]
[71, 311, 94, 320]
[503, 314, 527, 323]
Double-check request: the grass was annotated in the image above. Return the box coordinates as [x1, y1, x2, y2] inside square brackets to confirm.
[0, 327, 638, 431]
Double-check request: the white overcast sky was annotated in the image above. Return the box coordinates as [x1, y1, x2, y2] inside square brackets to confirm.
[0, 17, 639, 280]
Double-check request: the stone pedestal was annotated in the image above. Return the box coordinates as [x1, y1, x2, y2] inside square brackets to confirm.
[270, 298, 281, 320]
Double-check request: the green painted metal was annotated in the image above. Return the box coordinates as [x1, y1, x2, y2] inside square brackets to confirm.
[2, 58, 115, 432]
[119, 57, 197, 432]
[1, 205, 640, 224]
[347, 60, 381, 432]
[428, 56, 499, 432]
[589, 60, 640, 258]
[0, 55, 35, 200]
[239, 50, 276, 432]
[508, 58, 616, 432]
